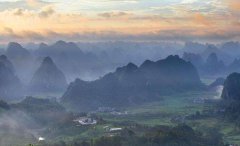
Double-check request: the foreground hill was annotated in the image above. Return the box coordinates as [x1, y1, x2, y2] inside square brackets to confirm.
[221, 73, 240, 101]
[29, 57, 67, 93]
[221, 73, 240, 124]
[61, 55, 204, 111]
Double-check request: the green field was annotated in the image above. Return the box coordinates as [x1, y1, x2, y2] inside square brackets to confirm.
[97, 90, 240, 145]
[2, 86, 240, 146]
[100, 91, 214, 125]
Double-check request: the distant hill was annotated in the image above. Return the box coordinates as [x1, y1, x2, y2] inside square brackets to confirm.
[182, 51, 240, 77]
[201, 44, 232, 63]
[29, 57, 67, 93]
[220, 41, 240, 58]
[34, 40, 100, 81]
[208, 77, 225, 89]
[61, 55, 204, 111]
[6, 42, 31, 59]
[203, 53, 225, 76]
[0, 60, 23, 100]
[182, 42, 207, 54]
[36, 40, 84, 58]
[182, 52, 204, 68]
[0, 55, 15, 73]
[5, 42, 35, 83]
[228, 58, 240, 73]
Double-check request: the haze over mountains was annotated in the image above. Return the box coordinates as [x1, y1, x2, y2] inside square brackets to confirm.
[1, 0, 240, 145]
[61, 55, 203, 111]
[1, 40, 240, 146]
[1, 41, 240, 78]
[0, 56, 22, 100]
[6, 42, 35, 84]
[29, 57, 67, 94]
[0, 40, 240, 102]
[35, 41, 102, 81]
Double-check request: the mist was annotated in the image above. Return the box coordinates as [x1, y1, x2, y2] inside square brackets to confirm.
[213, 85, 224, 100]
[0, 40, 240, 146]
[0, 110, 39, 146]
[1, 0, 240, 145]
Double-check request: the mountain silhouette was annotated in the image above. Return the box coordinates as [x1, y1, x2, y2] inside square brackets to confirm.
[0, 55, 15, 73]
[6, 42, 31, 59]
[221, 73, 240, 101]
[29, 57, 67, 93]
[0, 61, 22, 100]
[61, 55, 204, 111]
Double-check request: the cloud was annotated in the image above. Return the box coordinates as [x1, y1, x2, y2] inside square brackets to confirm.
[13, 8, 24, 16]
[226, 0, 240, 12]
[98, 11, 133, 18]
[95, 0, 139, 3]
[193, 13, 211, 26]
[26, 0, 47, 8]
[0, 25, 239, 44]
[3, 27, 14, 34]
[0, 0, 50, 11]
[39, 6, 55, 18]
[0, 0, 239, 43]
[181, 0, 198, 4]
[0, 6, 55, 18]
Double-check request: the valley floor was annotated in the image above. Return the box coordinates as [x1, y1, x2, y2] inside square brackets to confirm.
[44, 90, 240, 145]
[2, 79, 240, 146]
[98, 91, 240, 144]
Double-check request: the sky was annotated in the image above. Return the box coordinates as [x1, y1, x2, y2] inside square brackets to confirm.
[0, 0, 239, 43]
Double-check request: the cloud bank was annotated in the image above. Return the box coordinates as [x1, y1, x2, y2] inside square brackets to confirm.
[0, 0, 239, 43]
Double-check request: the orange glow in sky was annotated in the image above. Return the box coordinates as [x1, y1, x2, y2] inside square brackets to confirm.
[0, 0, 239, 42]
